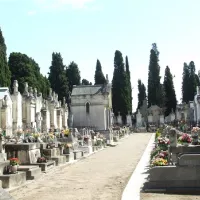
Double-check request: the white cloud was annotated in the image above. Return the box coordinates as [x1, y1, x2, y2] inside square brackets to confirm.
[34, 0, 94, 10]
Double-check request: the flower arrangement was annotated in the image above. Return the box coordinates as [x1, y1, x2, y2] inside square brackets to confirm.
[178, 133, 192, 144]
[37, 157, 47, 163]
[191, 127, 200, 134]
[65, 143, 72, 148]
[157, 137, 169, 150]
[10, 158, 20, 166]
[155, 151, 168, 160]
[64, 129, 70, 136]
[32, 133, 40, 138]
[151, 158, 168, 167]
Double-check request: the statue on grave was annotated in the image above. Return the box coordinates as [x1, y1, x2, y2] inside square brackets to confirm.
[36, 112, 42, 132]
[23, 82, 29, 96]
[33, 88, 37, 97]
[13, 80, 18, 93]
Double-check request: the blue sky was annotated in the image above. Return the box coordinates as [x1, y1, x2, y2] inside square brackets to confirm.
[1, 0, 200, 112]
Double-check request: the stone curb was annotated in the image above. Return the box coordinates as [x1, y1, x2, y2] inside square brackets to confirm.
[121, 133, 155, 200]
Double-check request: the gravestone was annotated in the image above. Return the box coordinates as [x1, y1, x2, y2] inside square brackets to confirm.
[179, 154, 200, 166]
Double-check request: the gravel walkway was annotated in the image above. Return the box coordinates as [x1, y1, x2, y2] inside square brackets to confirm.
[10, 133, 152, 200]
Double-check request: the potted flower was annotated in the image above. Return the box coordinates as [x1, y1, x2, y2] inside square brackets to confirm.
[9, 158, 20, 174]
[178, 133, 192, 146]
[63, 143, 73, 154]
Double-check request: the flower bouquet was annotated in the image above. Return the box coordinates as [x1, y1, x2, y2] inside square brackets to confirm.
[37, 157, 47, 163]
[178, 133, 192, 146]
[157, 137, 170, 150]
[151, 158, 168, 167]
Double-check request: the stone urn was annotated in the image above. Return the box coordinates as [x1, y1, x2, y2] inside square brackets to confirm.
[10, 165, 18, 174]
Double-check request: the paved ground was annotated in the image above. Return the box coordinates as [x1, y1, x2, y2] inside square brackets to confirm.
[141, 193, 200, 200]
[9, 133, 152, 200]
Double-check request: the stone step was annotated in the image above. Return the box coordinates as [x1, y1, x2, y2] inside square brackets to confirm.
[0, 161, 10, 175]
[63, 153, 74, 162]
[73, 150, 84, 160]
[0, 172, 26, 189]
[31, 161, 56, 172]
[17, 165, 42, 180]
[50, 156, 66, 166]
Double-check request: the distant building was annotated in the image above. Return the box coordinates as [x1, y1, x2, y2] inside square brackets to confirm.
[71, 83, 113, 130]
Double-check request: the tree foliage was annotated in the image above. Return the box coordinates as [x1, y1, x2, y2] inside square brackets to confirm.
[125, 56, 132, 113]
[48, 52, 68, 101]
[137, 79, 146, 110]
[182, 61, 198, 103]
[147, 43, 162, 107]
[112, 50, 129, 123]
[66, 61, 81, 92]
[0, 28, 11, 87]
[82, 79, 90, 85]
[94, 59, 106, 85]
[163, 66, 177, 116]
[8, 52, 50, 97]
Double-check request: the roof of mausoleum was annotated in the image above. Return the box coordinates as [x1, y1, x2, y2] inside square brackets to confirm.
[0, 87, 10, 99]
[72, 84, 111, 96]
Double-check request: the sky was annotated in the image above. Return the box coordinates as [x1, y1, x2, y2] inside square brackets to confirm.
[1, 0, 200, 112]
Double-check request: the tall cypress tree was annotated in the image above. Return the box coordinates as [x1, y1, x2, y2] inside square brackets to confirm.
[94, 59, 106, 85]
[0, 27, 11, 87]
[163, 66, 177, 116]
[182, 62, 198, 103]
[182, 63, 190, 103]
[125, 56, 132, 113]
[188, 61, 197, 100]
[48, 52, 68, 101]
[137, 79, 146, 110]
[112, 50, 129, 123]
[147, 43, 161, 107]
[66, 61, 81, 92]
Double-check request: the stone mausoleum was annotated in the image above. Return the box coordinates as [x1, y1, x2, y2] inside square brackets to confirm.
[71, 82, 113, 131]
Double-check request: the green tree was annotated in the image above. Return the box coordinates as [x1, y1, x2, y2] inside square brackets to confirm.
[66, 61, 81, 92]
[163, 66, 177, 116]
[112, 50, 129, 123]
[82, 79, 90, 85]
[182, 61, 198, 103]
[147, 43, 161, 107]
[0, 28, 11, 87]
[182, 63, 190, 103]
[9, 52, 49, 95]
[125, 56, 132, 113]
[94, 59, 106, 85]
[48, 52, 68, 101]
[137, 79, 146, 110]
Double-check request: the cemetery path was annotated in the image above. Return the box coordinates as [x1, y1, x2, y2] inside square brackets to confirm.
[10, 133, 152, 200]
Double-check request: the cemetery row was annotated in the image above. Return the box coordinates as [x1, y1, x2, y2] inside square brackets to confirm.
[143, 125, 200, 193]
[0, 125, 130, 189]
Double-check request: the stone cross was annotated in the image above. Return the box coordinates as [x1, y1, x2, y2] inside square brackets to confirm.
[169, 128, 177, 147]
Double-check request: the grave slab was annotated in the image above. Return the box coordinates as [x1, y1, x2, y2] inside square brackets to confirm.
[0, 188, 15, 200]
